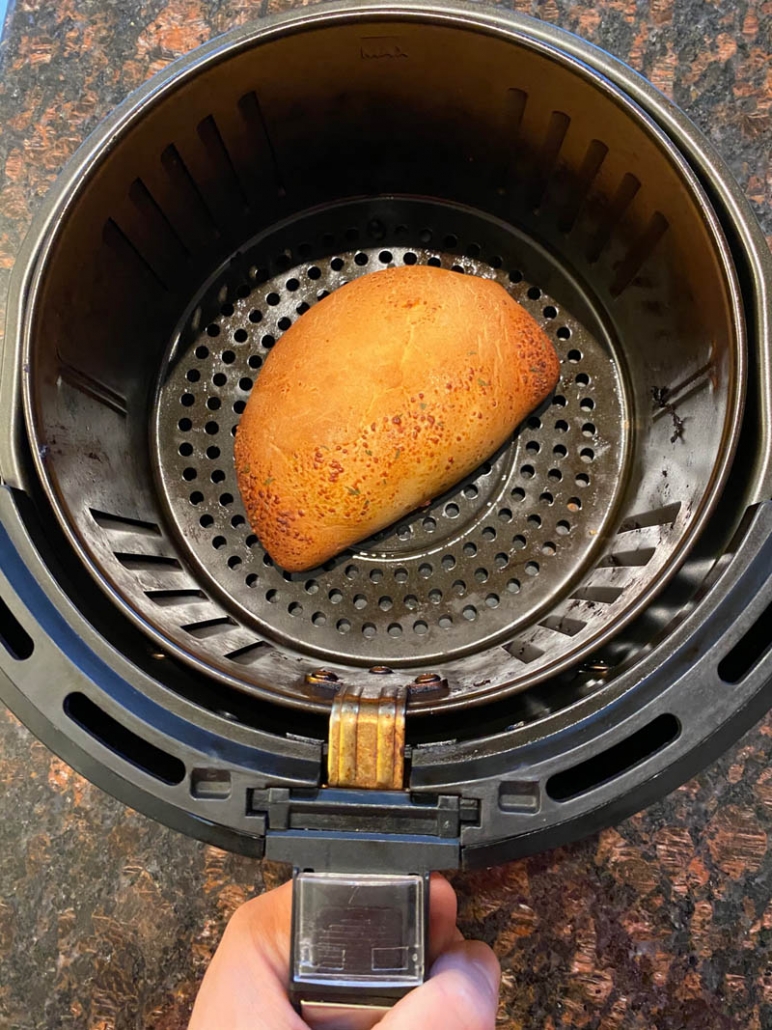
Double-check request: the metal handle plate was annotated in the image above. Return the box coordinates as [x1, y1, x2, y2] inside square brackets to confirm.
[290, 870, 429, 1025]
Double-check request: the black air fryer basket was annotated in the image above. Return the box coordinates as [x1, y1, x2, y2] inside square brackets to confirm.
[2, 0, 772, 1017]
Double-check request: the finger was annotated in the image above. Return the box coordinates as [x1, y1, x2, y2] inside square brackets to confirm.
[428, 873, 464, 965]
[233, 880, 294, 979]
[187, 940, 304, 1030]
[188, 883, 305, 1030]
[380, 940, 501, 1030]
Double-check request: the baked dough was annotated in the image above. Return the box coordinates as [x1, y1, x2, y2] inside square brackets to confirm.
[235, 265, 560, 572]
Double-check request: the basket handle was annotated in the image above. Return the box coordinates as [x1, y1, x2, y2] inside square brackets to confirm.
[289, 869, 430, 1027]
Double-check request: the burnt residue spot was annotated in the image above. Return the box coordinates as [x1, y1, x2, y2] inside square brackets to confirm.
[651, 385, 686, 443]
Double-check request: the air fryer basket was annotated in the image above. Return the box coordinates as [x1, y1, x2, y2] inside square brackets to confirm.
[8, 7, 746, 714]
[1, 2, 772, 868]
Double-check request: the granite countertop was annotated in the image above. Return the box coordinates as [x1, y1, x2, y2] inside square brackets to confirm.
[1, 1, 771, 1028]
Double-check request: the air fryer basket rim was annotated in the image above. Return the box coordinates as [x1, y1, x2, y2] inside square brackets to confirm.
[0, 2, 771, 867]
[3, 1, 752, 715]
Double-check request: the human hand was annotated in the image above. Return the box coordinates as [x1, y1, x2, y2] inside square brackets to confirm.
[188, 873, 500, 1029]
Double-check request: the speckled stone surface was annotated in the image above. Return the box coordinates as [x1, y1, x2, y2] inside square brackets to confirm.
[1, 1, 771, 1028]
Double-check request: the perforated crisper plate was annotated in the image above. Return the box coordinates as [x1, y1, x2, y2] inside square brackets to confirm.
[148, 199, 641, 705]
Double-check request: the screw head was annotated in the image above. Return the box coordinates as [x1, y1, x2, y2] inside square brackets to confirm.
[408, 672, 449, 700]
[305, 669, 339, 684]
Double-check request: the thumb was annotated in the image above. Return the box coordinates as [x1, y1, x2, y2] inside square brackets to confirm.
[380, 940, 501, 1030]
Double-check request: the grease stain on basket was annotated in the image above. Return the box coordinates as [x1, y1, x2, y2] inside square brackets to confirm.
[360, 37, 409, 60]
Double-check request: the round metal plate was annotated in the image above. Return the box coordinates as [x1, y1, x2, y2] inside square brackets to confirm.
[153, 200, 628, 667]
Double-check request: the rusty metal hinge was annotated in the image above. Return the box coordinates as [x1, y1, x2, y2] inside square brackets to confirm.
[327, 685, 407, 790]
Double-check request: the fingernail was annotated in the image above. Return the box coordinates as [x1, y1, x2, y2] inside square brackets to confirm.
[470, 955, 500, 1000]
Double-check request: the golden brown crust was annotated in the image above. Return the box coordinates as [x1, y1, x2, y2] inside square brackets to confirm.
[234, 266, 560, 572]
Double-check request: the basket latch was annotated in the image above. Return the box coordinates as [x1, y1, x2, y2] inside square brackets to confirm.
[327, 685, 407, 790]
